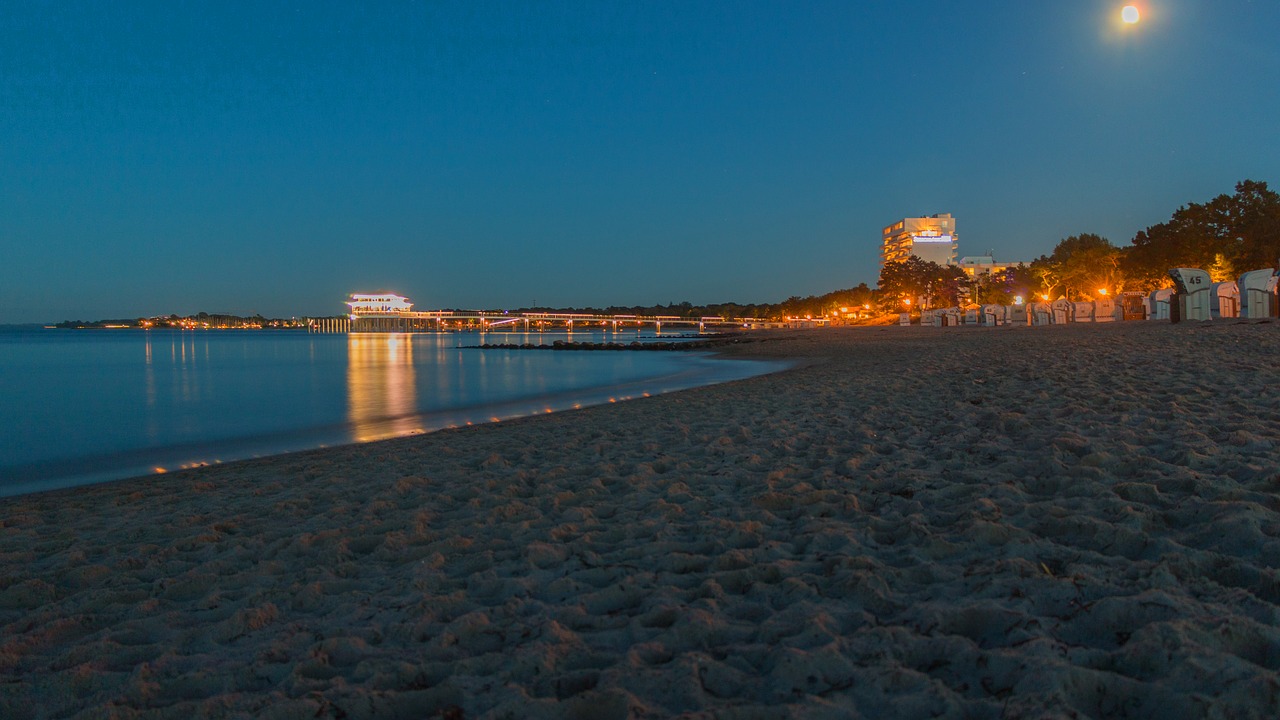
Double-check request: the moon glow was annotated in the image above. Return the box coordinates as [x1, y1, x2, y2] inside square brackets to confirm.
[1121, 6, 1140, 24]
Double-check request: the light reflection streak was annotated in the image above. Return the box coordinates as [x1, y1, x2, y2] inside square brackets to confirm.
[144, 334, 156, 407]
[144, 333, 160, 442]
[346, 334, 419, 442]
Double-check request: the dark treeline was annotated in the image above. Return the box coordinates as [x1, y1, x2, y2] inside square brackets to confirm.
[56, 312, 305, 329]
[53, 318, 146, 328]
[1121, 179, 1280, 290]
[880, 179, 1280, 307]
[495, 284, 877, 321]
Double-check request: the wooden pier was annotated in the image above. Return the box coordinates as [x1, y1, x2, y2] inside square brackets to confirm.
[308, 317, 351, 333]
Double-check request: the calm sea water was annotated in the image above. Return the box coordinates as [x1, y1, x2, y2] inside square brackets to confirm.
[0, 327, 786, 497]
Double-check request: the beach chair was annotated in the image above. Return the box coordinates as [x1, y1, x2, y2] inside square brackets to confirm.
[1029, 302, 1052, 325]
[1239, 269, 1279, 318]
[1094, 297, 1117, 322]
[1168, 268, 1213, 322]
[981, 304, 1003, 326]
[1071, 302, 1095, 323]
[1051, 299, 1072, 324]
[1210, 281, 1240, 319]
[1149, 289, 1173, 320]
[1117, 292, 1147, 321]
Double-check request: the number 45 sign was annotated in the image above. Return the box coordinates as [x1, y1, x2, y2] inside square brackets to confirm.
[1169, 268, 1211, 292]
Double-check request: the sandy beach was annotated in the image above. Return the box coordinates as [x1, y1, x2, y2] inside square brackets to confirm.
[3, 321, 1279, 719]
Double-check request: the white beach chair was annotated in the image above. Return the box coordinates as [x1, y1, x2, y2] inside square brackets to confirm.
[1094, 297, 1117, 322]
[1210, 281, 1240, 319]
[981, 304, 1002, 326]
[1239, 269, 1279, 318]
[1149, 288, 1173, 320]
[1168, 268, 1213, 321]
[1030, 302, 1052, 325]
[1051, 299, 1072, 324]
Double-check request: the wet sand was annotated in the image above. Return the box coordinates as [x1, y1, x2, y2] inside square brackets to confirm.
[2, 321, 1279, 718]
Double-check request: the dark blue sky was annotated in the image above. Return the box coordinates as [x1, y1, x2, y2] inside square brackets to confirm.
[3, 1, 1278, 322]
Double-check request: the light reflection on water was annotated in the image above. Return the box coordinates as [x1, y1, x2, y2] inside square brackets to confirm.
[0, 328, 789, 496]
[347, 333, 419, 442]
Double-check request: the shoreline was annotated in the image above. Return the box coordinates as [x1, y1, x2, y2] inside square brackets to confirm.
[3, 322, 1279, 717]
[0, 345, 792, 500]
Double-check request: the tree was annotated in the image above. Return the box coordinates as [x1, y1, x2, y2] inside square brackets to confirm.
[878, 257, 930, 310]
[998, 263, 1040, 302]
[1120, 180, 1280, 288]
[1028, 255, 1062, 300]
[969, 264, 1036, 306]
[1123, 200, 1221, 289]
[932, 264, 969, 307]
[878, 257, 967, 310]
[1033, 234, 1121, 300]
[1215, 180, 1280, 273]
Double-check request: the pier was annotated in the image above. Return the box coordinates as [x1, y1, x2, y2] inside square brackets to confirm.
[307, 310, 738, 334]
[305, 293, 746, 334]
[309, 317, 352, 333]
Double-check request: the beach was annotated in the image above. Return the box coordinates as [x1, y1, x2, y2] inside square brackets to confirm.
[3, 321, 1279, 718]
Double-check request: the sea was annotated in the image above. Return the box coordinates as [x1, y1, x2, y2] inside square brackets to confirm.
[0, 326, 787, 497]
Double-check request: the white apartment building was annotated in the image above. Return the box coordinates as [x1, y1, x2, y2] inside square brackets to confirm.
[881, 213, 958, 268]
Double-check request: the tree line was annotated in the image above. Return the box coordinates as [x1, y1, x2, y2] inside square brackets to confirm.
[56, 312, 305, 329]
[879, 179, 1280, 309]
[504, 284, 878, 322]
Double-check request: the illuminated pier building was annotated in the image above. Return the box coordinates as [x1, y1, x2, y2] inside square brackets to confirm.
[881, 213, 958, 268]
[347, 293, 414, 315]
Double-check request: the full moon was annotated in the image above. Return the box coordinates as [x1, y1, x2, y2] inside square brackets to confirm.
[1121, 5, 1140, 24]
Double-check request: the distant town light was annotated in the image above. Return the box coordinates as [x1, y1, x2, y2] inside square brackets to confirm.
[1013, 295, 1024, 305]
[1098, 288, 1108, 296]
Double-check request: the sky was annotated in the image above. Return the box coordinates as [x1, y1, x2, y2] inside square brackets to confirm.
[2, 1, 1278, 323]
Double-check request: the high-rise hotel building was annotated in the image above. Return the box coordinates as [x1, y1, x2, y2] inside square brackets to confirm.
[881, 213, 958, 268]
